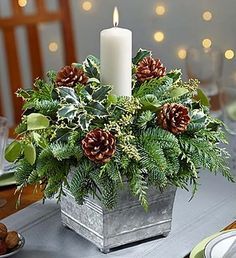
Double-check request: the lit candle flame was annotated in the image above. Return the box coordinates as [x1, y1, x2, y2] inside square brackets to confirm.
[113, 7, 119, 27]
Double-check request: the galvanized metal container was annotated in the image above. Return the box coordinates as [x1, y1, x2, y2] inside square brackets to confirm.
[61, 175, 176, 253]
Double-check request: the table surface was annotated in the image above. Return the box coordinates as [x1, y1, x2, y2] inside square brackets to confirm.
[1, 171, 236, 258]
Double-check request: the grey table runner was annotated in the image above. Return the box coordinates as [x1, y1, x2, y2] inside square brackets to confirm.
[2, 171, 236, 258]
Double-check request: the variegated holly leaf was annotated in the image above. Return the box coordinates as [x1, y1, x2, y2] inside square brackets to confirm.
[132, 49, 151, 65]
[78, 112, 92, 131]
[85, 100, 108, 117]
[16, 88, 33, 100]
[91, 85, 112, 102]
[76, 85, 92, 102]
[188, 110, 207, 132]
[166, 69, 182, 83]
[56, 87, 80, 105]
[57, 105, 78, 121]
[83, 55, 100, 79]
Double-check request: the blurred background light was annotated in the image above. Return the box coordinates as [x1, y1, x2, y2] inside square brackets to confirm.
[82, 1, 92, 11]
[154, 31, 165, 42]
[155, 5, 166, 16]
[225, 49, 235, 60]
[202, 11, 213, 21]
[202, 38, 212, 48]
[48, 42, 59, 52]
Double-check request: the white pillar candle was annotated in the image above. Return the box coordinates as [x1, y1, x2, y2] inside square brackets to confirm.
[100, 7, 132, 97]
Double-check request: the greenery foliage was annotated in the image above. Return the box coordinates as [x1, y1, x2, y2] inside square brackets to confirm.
[6, 49, 234, 211]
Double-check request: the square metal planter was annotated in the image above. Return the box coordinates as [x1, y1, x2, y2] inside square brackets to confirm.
[60, 178, 176, 253]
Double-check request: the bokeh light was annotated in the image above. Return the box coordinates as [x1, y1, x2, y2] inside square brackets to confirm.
[48, 42, 59, 52]
[18, 0, 27, 7]
[202, 11, 213, 21]
[225, 49, 235, 60]
[202, 38, 212, 48]
[178, 49, 187, 60]
[155, 5, 166, 16]
[154, 31, 165, 42]
[82, 1, 92, 11]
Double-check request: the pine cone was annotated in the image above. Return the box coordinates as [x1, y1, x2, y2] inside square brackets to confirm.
[157, 103, 190, 134]
[82, 129, 116, 163]
[136, 57, 166, 82]
[56, 66, 88, 87]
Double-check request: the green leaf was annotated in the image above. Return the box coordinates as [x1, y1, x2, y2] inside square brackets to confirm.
[83, 55, 100, 79]
[92, 85, 112, 102]
[56, 87, 80, 104]
[85, 101, 108, 117]
[24, 143, 36, 165]
[5, 141, 22, 162]
[107, 94, 117, 105]
[57, 105, 78, 121]
[132, 49, 151, 65]
[140, 94, 161, 111]
[170, 87, 189, 98]
[27, 113, 50, 131]
[195, 88, 210, 107]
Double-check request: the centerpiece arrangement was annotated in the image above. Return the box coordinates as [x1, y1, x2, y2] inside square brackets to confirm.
[5, 7, 233, 253]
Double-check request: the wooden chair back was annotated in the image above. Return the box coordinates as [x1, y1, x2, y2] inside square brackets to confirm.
[0, 0, 76, 124]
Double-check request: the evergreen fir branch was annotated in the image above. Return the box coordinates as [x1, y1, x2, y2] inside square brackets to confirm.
[15, 159, 35, 185]
[135, 77, 173, 99]
[89, 166, 118, 210]
[139, 127, 181, 182]
[137, 111, 155, 129]
[99, 159, 123, 184]
[33, 100, 59, 116]
[128, 163, 148, 211]
[27, 169, 40, 184]
[50, 142, 83, 161]
[178, 135, 234, 182]
[36, 147, 70, 180]
[70, 159, 93, 204]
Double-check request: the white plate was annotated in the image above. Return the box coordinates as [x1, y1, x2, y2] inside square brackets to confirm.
[205, 230, 236, 258]
[0, 233, 25, 257]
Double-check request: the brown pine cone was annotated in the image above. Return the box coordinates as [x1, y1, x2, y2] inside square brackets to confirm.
[82, 129, 116, 163]
[56, 66, 88, 87]
[157, 103, 190, 134]
[136, 56, 166, 82]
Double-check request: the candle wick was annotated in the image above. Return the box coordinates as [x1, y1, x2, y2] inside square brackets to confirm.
[114, 22, 118, 27]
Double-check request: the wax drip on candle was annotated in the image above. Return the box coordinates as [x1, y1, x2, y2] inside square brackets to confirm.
[113, 7, 119, 27]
